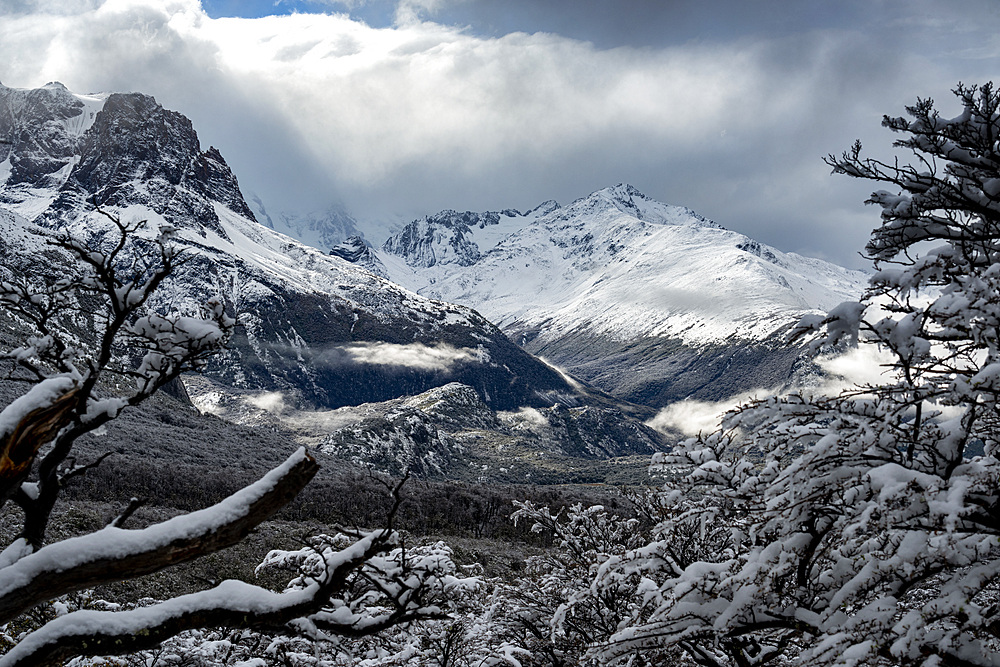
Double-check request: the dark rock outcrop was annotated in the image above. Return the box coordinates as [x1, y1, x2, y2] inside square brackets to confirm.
[330, 235, 388, 277]
[383, 210, 513, 268]
[0, 83, 254, 239]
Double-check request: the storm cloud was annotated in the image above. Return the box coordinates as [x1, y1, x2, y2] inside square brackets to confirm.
[1, 0, 998, 267]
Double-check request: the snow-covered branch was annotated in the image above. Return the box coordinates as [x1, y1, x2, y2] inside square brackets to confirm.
[486, 82, 1000, 667]
[0, 447, 319, 628]
[0, 208, 237, 551]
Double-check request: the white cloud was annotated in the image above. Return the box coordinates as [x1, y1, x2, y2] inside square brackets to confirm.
[340, 341, 477, 370]
[505, 406, 548, 429]
[646, 344, 899, 437]
[246, 390, 287, 414]
[0, 0, 995, 265]
[646, 389, 769, 438]
[814, 344, 896, 393]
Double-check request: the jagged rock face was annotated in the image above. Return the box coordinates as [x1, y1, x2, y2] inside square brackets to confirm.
[382, 210, 490, 268]
[0, 83, 91, 186]
[528, 200, 560, 217]
[330, 236, 370, 262]
[330, 236, 388, 278]
[63, 93, 252, 237]
[382, 208, 545, 269]
[0, 82, 587, 413]
[0, 82, 253, 240]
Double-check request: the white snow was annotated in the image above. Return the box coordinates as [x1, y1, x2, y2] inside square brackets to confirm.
[0, 375, 77, 442]
[1, 187, 60, 222]
[464, 209, 543, 254]
[376, 186, 868, 347]
[63, 92, 108, 138]
[37, 197, 476, 338]
[0, 579, 318, 667]
[0, 448, 311, 595]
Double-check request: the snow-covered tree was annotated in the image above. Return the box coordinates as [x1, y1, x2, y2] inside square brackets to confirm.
[0, 211, 461, 666]
[562, 82, 1000, 667]
[505, 500, 688, 667]
[123, 539, 490, 667]
[126, 503, 679, 667]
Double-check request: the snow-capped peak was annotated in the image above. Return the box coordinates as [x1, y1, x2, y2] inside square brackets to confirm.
[3, 81, 108, 139]
[526, 200, 561, 217]
[0, 81, 589, 412]
[373, 184, 867, 349]
[559, 183, 720, 229]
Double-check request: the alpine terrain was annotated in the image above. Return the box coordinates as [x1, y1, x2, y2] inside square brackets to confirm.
[0, 82, 594, 411]
[0, 79, 870, 482]
[367, 185, 868, 406]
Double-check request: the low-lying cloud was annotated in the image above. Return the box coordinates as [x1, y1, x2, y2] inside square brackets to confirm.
[646, 344, 897, 437]
[260, 340, 484, 373]
[646, 389, 768, 438]
[187, 382, 365, 445]
[336, 341, 478, 371]
[246, 390, 287, 414]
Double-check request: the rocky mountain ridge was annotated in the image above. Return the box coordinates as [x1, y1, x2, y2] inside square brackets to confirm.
[381, 204, 558, 269]
[366, 184, 868, 406]
[301, 382, 670, 483]
[0, 81, 602, 414]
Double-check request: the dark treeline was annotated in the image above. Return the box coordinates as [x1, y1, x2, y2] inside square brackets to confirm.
[62, 451, 635, 546]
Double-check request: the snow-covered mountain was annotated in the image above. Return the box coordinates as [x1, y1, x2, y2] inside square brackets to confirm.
[0, 81, 597, 412]
[318, 382, 668, 483]
[372, 185, 868, 406]
[247, 195, 365, 254]
[380, 202, 560, 269]
[0, 80, 868, 422]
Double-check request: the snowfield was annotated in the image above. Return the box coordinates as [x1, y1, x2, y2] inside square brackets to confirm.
[379, 184, 868, 348]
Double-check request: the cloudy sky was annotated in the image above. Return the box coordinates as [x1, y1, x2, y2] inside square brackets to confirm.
[1, 0, 998, 267]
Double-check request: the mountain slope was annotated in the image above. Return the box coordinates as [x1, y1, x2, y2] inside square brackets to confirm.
[375, 184, 867, 406]
[0, 81, 587, 412]
[319, 382, 668, 484]
[248, 195, 366, 255]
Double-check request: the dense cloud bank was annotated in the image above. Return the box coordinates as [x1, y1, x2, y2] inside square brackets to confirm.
[1, 0, 998, 266]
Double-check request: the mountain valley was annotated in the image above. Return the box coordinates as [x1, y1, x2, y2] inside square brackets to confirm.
[360, 185, 868, 406]
[0, 80, 865, 485]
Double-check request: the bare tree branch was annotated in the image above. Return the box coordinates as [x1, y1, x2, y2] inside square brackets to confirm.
[108, 496, 144, 529]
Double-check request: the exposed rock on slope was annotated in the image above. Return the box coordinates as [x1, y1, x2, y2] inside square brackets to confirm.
[381, 203, 559, 271]
[318, 382, 671, 483]
[0, 81, 584, 411]
[0, 82, 251, 235]
[330, 236, 388, 278]
[374, 184, 868, 406]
